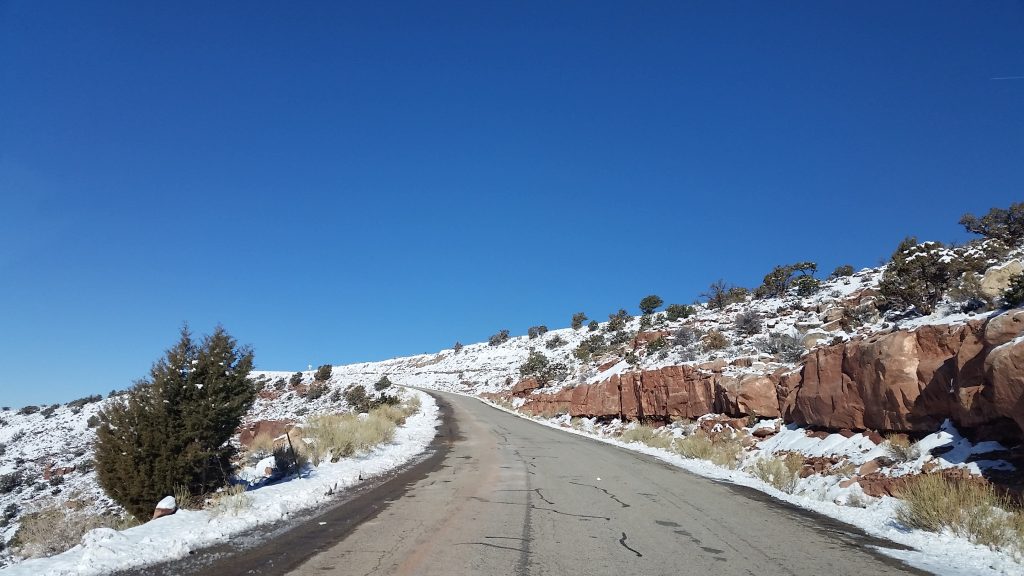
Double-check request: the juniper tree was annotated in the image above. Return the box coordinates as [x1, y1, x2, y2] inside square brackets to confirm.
[94, 326, 255, 520]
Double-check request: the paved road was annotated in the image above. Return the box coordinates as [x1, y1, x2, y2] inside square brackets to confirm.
[281, 390, 922, 576]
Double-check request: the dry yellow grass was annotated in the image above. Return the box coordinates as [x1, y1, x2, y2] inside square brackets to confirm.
[620, 425, 673, 450]
[672, 430, 744, 469]
[12, 504, 130, 558]
[751, 453, 803, 493]
[896, 474, 1024, 553]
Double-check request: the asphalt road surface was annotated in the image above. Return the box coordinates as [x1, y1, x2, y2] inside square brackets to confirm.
[147, 390, 925, 576]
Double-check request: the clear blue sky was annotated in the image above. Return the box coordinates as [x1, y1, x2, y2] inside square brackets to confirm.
[1, 2, 1021, 407]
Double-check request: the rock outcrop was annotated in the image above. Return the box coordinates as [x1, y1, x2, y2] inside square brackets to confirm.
[517, 310, 1024, 440]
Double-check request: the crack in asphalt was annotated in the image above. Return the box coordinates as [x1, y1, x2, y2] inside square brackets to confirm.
[567, 481, 631, 508]
[618, 532, 642, 557]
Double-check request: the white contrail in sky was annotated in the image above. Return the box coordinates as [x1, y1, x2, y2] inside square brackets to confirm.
[991, 75, 1024, 80]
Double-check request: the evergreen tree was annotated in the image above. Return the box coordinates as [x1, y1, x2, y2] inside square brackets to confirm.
[94, 326, 256, 520]
[638, 295, 664, 315]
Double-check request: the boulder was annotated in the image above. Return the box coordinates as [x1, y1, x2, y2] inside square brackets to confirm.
[152, 495, 177, 520]
[980, 259, 1023, 300]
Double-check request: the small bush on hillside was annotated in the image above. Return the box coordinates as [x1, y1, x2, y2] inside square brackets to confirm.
[519, 351, 567, 384]
[829, 264, 855, 279]
[453, 341, 464, 353]
[527, 325, 549, 339]
[574, 334, 607, 361]
[754, 262, 817, 299]
[646, 336, 667, 353]
[571, 312, 588, 330]
[0, 471, 23, 494]
[305, 381, 328, 400]
[86, 415, 101, 428]
[17, 406, 39, 416]
[0, 443, 5, 457]
[734, 311, 763, 336]
[672, 432, 743, 469]
[792, 276, 821, 297]
[67, 395, 102, 410]
[544, 334, 566, 349]
[703, 329, 729, 350]
[672, 326, 700, 349]
[638, 314, 653, 330]
[960, 202, 1024, 244]
[665, 304, 695, 321]
[608, 330, 633, 347]
[1003, 272, 1024, 308]
[606, 309, 631, 332]
[756, 333, 804, 362]
[273, 378, 287, 390]
[751, 453, 803, 493]
[587, 320, 599, 332]
[314, 364, 333, 382]
[488, 329, 511, 346]
[639, 295, 664, 315]
[289, 372, 304, 387]
[726, 286, 750, 304]
[344, 385, 369, 411]
[703, 280, 730, 309]
[375, 375, 393, 391]
[879, 237, 956, 315]
[39, 405, 57, 419]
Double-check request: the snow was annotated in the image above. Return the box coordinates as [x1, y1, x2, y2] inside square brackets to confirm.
[0, 390, 438, 576]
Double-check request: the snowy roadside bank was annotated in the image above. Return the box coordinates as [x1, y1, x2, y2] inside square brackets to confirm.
[475, 397, 1023, 576]
[0, 389, 439, 576]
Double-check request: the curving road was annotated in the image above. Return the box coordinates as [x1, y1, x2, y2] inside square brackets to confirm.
[150, 390, 925, 576]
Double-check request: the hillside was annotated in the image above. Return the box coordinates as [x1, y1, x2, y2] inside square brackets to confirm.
[2, 206, 1024, 572]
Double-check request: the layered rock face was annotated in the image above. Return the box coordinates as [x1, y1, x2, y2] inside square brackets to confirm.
[784, 310, 1024, 436]
[517, 310, 1024, 439]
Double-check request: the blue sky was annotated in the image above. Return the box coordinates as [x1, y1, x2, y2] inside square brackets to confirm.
[1, 2, 1022, 407]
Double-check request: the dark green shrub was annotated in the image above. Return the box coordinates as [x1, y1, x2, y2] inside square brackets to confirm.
[273, 378, 286, 390]
[571, 312, 588, 330]
[879, 237, 955, 315]
[453, 341, 464, 353]
[488, 329, 511, 346]
[306, 381, 328, 400]
[726, 286, 750, 304]
[527, 325, 549, 339]
[949, 273, 993, 312]
[960, 202, 1024, 243]
[665, 304, 694, 321]
[734, 311, 763, 336]
[314, 364, 333, 382]
[17, 406, 39, 416]
[519, 351, 550, 380]
[374, 375, 393, 391]
[574, 334, 607, 361]
[754, 262, 817, 299]
[94, 326, 256, 521]
[289, 372, 303, 387]
[639, 295, 664, 315]
[344, 385, 369, 412]
[829, 264, 855, 279]
[0, 471, 25, 494]
[544, 334, 566, 349]
[587, 320, 599, 332]
[40, 405, 57, 419]
[373, 393, 401, 407]
[67, 395, 102, 410]
[1003, 272, 1024, 308]
[792, 276, 821, 297]
[638, 314, 652, 330]
[606, 309, 631, 332]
